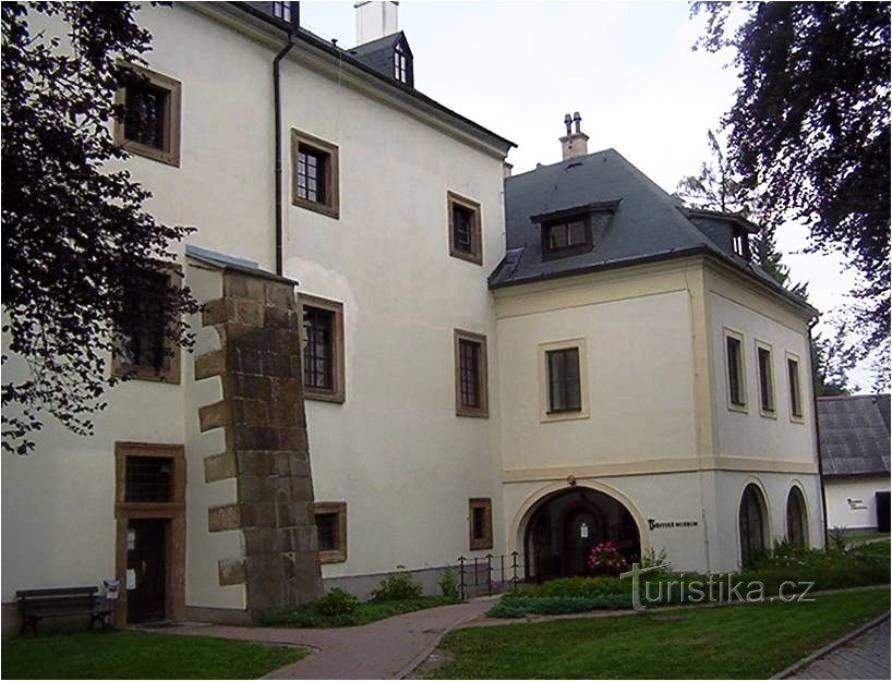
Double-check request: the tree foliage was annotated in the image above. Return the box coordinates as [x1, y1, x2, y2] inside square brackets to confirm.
[693, 1, 890, 362]
[1, 2, 198, 454]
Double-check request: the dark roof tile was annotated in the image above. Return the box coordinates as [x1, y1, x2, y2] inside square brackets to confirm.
[818, 394, 891, 477]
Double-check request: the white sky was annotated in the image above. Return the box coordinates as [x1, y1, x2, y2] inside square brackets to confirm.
[300, 0, 874, 388]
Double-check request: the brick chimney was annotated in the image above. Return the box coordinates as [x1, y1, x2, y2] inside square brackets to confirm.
[560, 112, 589, 160]
[355, 1, 399, 45]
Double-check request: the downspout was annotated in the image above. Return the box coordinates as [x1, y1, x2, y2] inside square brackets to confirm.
[273, 15, 297, 276]
[808, 317, 829, 548]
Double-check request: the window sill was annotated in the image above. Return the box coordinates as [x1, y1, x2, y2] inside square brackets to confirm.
[456, 407, 489, 419]
[113, 361, 180, 385]
[318, 549, 347, 564]
[759, 408, 777, 419]
[540, 409, 589, 424]
[790, 414, 806, 425]
[304, 388, 345, 404]
[469, 540, 493, 551]
[293, 196, 339, 220]
[121, 140, 180, 167]
[727, 402, 748, 414]
[449, 247, 483, 266]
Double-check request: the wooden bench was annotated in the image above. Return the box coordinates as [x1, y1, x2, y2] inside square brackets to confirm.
[17, 586, 111, 636]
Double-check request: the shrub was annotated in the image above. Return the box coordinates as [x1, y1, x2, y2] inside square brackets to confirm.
[587, 541, 628, 576]
[828, 526, 848, 552]
[505, 576, 629, 600]
[438, 568, 460, 600]
[314, 588, 358, 616]
[371, 566, 424, 601]
[487, 595, 632, 619]
[640, 546, 672, 575]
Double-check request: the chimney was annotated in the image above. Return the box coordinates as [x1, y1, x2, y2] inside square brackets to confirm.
[503, 162, 513, 179]
[560, 111, 589, 160]
[355, 1, 399, 45]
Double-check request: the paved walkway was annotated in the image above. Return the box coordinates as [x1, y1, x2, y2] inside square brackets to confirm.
[788, 618, 890, 680]
[161, 599, 494, 679]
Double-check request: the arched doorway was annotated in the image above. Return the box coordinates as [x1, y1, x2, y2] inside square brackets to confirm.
[739, 483, 768, 568]
[786, 486, 808, 547]
[523, 487, 640, 581]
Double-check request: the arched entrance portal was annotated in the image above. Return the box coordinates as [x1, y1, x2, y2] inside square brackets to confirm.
[523, 487, 641, 581]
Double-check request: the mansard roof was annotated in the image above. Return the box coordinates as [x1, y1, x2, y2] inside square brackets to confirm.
[818, 394, 891, 477]
[490, 148, 816, 316]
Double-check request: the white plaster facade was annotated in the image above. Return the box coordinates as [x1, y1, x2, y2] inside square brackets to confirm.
[2, 1, 825, 632]
[824, 477, 890, 530]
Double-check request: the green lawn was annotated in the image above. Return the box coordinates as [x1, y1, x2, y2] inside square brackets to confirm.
[262, 596, 459, 628]
[1, 630, 307, 679]
[430, 588, 890, 679]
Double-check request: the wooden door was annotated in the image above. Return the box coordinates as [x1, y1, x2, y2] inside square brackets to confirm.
[126, 519, 166, 623]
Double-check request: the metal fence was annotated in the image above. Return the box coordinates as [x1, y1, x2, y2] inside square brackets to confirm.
[455, 552, 524, 599]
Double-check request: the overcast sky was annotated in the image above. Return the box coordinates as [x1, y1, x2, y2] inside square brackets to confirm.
[300, 0, 872, 388]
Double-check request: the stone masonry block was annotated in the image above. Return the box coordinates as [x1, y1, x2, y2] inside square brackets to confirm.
[264, 282, 295, 309]
[218, 558, 246, 586]
[199, 400, 229, 432]
[208, 504, 242, 532]
[195, 349, 227, 380]
[204, 451, 237, 483]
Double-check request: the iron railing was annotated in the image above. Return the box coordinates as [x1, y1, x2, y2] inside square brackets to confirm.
[455, 552, 523, 599]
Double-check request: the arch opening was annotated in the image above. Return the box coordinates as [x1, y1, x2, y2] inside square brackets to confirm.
[522, 487, 641, 581]
[739, 483, 768, 568]
[786, 486, 808, 547]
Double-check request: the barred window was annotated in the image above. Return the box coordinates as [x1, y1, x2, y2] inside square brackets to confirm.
[303, 306, 334, 391]
[296, 147, 327, 205]
[454, 331, 488, 417]
[125, 456, 173, 503]
[726, 335, 745, 407]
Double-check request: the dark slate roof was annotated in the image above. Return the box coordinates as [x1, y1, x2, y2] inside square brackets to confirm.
[490, 149, 815, 314]
[818, 394, 891, 477]
[349, 32, 410, 80]
[231, 2, 514, 151]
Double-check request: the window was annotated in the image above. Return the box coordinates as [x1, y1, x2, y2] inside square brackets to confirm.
[314, 502, 347, 563]
[125, 456, 173, 503]
[292, 129, 339, 218]
[113, 268, 180, 383]
[454, 330, 488, 418]
[787, 354, 804, 420]
[786, 487, 808, 547]
[543, 219, 591, 258]
[547, 348, 581, 413]
[724, 330, 746, 410]
[447, 192, 482, 265]
[756, 342, 775, 415]
[115, 65, 181, 166]
[732, 225, 750, 259]
[468, 498, 493, 550]
[394, 44, 409, 83]
[271, 1, 292, 22]
[298, 295, 345, 403]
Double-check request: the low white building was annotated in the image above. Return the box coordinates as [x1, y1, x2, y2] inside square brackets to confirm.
[818, 395, 890, 532]
[2, 1, 825, 634]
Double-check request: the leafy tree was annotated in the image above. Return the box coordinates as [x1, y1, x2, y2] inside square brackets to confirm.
[2, 2, 198, 455]
[692, 1, 890, 368]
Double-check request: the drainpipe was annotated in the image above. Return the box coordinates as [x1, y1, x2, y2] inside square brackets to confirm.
[808, 317, 829, 548]
[273, 11, 297, 276]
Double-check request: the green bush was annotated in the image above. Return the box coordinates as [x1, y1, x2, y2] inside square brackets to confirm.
[371, 567, 424, 601]
[314, 588, 358, 616]
[438, 568, 460, 600]
[487, 595, 632, 618]
[504, 576, 629, 600]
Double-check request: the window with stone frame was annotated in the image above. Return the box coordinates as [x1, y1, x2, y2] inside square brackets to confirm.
[546, 347, 581, 413]
[314, 501, 346, 563]
[756, 342, 775, 415]
[113, 267, 180, 383]
[468, 498, 493, 551]
[115, 64, 181, 167]
[787, 354, 804, 420]
[448, 192, 482, 265]
[292, 129, 339, 219]
[724, 329, 746, 410]
[125, 455, 174, 503]
[454, 330, 488, 418]
[298, 294, 345, 403]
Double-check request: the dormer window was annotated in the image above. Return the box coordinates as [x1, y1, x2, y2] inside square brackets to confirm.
[394, 44, 409, 84]
[542, 217, 592, 259]
[732, 225, 750, 259]
[272, 2, 292, 22]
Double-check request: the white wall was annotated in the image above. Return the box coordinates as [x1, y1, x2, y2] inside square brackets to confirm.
[825, 477, 890, 530]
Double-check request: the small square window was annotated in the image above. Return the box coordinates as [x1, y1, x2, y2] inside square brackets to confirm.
[299, 295, 345, 403]
[543, 218, 592, 258]
[454, 330, 488, 418]
[468, 498, 492, 550]
[547, 348, 581, 413]
[113, 267, 180, 384]
[292, 130, 339, 219]
[115, 65, 181, 167]
[314, 502, 346, 563]
[448, 192, 482, 265]
[724, 330, 746, 410]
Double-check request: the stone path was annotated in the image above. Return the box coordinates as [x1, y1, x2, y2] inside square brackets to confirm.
[787, 618, 890, 680]
[160, 598, 494, 679]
